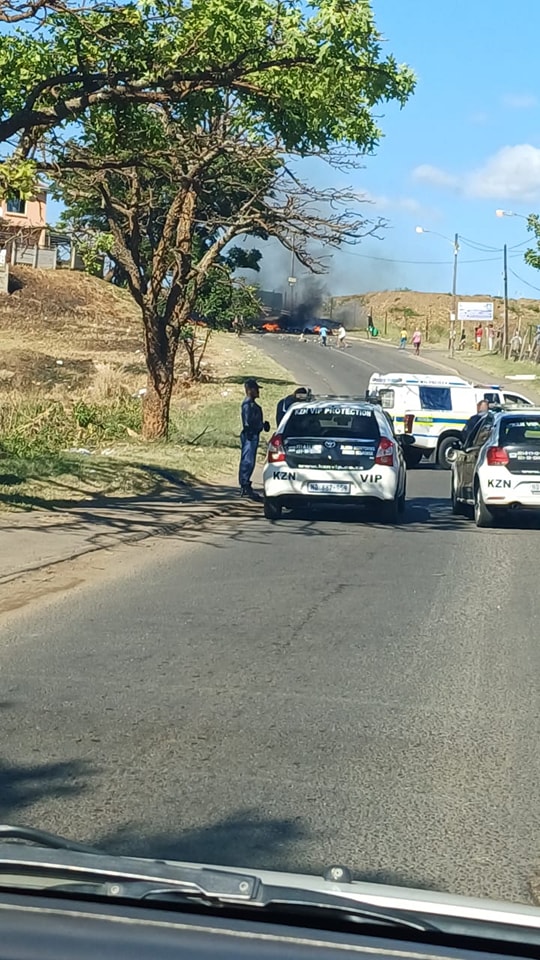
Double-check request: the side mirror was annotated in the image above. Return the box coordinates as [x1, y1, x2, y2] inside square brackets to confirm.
[399, 434, 416, 446]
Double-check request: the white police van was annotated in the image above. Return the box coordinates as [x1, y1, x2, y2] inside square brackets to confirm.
[367, 373, 479, 468]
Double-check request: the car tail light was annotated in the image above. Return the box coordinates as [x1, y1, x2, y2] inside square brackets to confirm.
[404, 414, 415, 434]
[486, 445, 509, 466]
[267, 433, 286, 463]
[375, 437, 394, 466]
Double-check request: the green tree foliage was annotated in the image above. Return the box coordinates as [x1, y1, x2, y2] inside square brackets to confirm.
[1, 0, 414, 170]
[524, 214, 540, 271]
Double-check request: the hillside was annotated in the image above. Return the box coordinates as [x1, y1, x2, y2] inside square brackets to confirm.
[0, 266, 145, 394]
[332, 289, 540, 341]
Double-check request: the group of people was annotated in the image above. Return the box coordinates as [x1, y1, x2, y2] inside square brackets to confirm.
[238, 381, 310, 500]
[399, 327, 422, 355]
[315, 324, 347, 348]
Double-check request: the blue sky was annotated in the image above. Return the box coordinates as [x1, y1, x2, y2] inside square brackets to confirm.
[314, 0, 540, 299]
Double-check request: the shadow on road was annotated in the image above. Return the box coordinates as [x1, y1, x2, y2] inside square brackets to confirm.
[97, 808, 312, 872]
[0, 758, 94, 821]
[95, 809, 444, 892]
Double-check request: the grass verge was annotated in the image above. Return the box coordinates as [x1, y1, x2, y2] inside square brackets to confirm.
[0, 334, 293, 510]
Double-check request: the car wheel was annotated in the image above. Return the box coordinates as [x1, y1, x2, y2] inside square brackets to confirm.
[398, 479, 406, 513]
[404, 447, 423, 469]
[379, 496, 399, 523]
[437, 435, 461, 470]
[474, 484, 495, 528]
[451, 474, 463, 515]
[263, 497, 283, 520]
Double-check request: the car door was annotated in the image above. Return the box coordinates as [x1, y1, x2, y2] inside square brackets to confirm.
[461, 417, 494, 499]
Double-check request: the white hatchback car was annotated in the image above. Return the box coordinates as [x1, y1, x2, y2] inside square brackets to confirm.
[451, 408, 540, 526]
[262, 397, 410, 521]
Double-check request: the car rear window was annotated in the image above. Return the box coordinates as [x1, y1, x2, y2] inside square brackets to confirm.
[418, 386, 452, 411]
[500, 418, 540, 445]
[283, 405, 380, 440]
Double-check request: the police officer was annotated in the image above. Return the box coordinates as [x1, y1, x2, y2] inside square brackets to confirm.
[276, 386, 310, 426]
[239, 378, 270, 499]
[461, 399, 489, 447]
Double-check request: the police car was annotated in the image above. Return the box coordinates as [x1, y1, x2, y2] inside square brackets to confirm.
[450, 407, 540, 526]
[262, 396, 410, 521]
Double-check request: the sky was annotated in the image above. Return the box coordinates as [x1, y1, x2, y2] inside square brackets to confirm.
[296, 0, 540, 300]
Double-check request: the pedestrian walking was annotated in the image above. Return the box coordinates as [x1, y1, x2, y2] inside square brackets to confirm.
[458, 329, 466, 351]
[239, 379, 270, 500]
[487, 323, 494, 352]
[276, 385, 310, 426]
[336, 323, 347, 348]
[319, 324, 328, 346]
[412, 328, 422, 356]
[399, 327, 407, 350]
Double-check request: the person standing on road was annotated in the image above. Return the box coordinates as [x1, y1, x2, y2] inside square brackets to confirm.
[336, 323, 347, 348]
[239, 379, 270, 500]
[487, 323, 494, 352]
[458, 329, 466, 351]
[412, 328, 422, 356]
[319, 324, 328, 347]
[276, 386, 310, 426]
[399, 328, 407, 350]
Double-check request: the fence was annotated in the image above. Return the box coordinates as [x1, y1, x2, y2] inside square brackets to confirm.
[12, 243, 57, 270]
[0, 259, 8, 293]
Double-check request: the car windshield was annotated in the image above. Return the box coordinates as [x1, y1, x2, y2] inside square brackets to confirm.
[500, 417, 540, 444]
[5, 0, 540, 931]
[283, 407, 380, 439]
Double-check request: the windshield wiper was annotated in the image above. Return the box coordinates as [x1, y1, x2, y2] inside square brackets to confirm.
[0, 825, 436, 933]
[0, 824, 99, 855]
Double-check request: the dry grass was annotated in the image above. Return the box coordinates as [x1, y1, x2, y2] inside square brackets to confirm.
[0, 268, 293, 508]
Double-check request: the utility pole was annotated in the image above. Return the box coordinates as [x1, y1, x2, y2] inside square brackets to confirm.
[503, 243, 509, 358]
[288, 242, 296, 315]
[451, 232, 459, 358]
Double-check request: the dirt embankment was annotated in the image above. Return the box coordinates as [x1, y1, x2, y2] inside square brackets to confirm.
[333, 290, 540, 341]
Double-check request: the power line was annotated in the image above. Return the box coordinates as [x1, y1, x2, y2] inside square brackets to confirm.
[508, 266, 540, 293]
[459, 235, 501, 253]
[339, 250, 525, 266]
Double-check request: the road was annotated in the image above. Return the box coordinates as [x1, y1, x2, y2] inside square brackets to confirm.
[0, 334, 539, 906]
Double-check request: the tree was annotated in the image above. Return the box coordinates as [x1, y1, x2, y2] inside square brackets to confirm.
[5, 1, 415, 437]
[53, 99, 386, 438]
[1, 0, 414, 183]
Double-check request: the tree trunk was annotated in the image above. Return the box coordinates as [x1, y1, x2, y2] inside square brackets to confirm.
[142, 373, 174, 440]
[141, 305, 179, 440]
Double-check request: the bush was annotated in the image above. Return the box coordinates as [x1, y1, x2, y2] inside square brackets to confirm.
[0, 393, 142, 457]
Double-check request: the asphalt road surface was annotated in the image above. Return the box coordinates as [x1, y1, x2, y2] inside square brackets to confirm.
[0, 334, 539, 906]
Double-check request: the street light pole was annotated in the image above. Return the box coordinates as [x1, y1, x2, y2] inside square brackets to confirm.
[288, 241, 296, 314]
[503, 242, 509, 358]
[451, 232, 459, 358]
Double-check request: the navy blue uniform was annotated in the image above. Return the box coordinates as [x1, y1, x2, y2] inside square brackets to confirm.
[239, 397, 264, 489]
[276, 394, 296, 426]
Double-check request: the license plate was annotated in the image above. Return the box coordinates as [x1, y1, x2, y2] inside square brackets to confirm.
[532, 484, 540, 494]
[307, 482, 350, 494]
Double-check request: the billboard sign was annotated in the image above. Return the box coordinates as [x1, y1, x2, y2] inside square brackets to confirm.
[457, 301, 494, 322]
